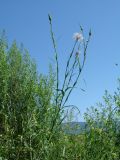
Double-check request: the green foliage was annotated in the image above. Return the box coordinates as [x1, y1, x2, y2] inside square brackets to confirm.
[0, 37, 58, 159]
[0, 30, 90, 159]
[2, 16, 120, 160]
[83, 87, 120, 160]
[0, 22, 91, 159]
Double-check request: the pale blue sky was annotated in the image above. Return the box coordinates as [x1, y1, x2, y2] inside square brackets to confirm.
[0, 0, 120, 121]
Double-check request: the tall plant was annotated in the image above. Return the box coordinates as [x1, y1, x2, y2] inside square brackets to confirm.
[48, 14, 91, 130]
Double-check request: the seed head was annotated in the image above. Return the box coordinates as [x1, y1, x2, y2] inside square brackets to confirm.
[73, 32, 83, 42]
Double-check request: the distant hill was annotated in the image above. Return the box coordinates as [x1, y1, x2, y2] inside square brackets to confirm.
[62, 121, 120, 135]
[62, 122, 87, 135]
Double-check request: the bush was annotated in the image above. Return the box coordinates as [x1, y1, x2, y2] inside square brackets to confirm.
[0, 37, 57, 159]
[84, 88, 120, 160]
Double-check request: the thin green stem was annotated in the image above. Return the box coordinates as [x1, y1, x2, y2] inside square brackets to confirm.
[48, 14, 59, 106]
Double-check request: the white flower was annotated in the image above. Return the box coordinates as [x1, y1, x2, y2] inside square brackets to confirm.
[73, 32, 83, 42]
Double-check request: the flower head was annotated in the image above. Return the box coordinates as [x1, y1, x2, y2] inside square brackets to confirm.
[73, 32, 83, 42]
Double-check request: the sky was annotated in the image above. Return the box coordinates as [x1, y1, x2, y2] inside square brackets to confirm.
[0, 0, 120, 121]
